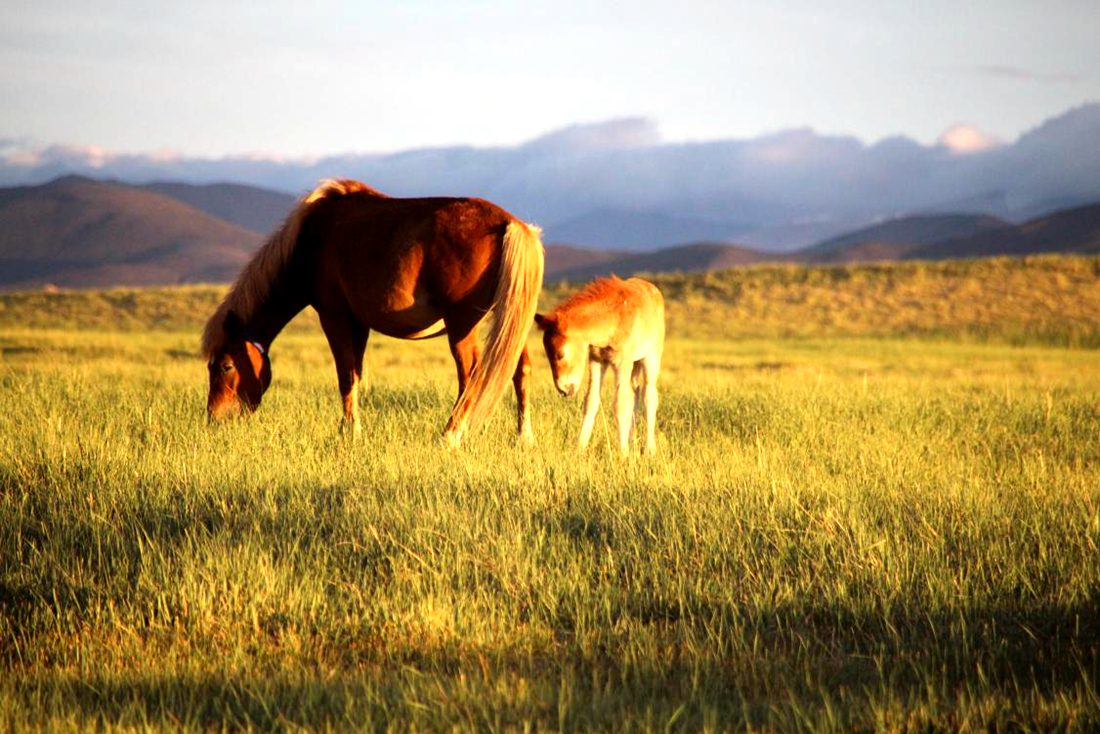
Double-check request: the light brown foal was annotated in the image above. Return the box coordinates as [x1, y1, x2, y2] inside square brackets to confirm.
[535, 276, 665, 454]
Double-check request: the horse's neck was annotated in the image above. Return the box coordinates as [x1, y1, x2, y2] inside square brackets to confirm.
[247, 287, 308, 347]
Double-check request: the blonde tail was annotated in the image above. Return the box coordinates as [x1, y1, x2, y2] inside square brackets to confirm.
[446, 220, 544, 443]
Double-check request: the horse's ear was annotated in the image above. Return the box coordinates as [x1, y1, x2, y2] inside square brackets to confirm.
[534, 313, 555, 331]
[223, 310, 245, 341]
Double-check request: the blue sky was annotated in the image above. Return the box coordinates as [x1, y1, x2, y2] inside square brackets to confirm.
[2, 0, 1098, 157]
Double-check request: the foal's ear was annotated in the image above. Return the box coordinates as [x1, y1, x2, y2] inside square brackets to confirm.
[223, 310, 245, 341]
[534, 313, 556, 331]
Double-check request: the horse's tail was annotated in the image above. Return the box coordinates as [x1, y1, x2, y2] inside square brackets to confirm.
[202, 179, 377, 358]
[447, 219, 544, 443]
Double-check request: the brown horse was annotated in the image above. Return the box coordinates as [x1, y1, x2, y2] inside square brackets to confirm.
[535, 276, 665, 454]
[202, 179, 544, 446]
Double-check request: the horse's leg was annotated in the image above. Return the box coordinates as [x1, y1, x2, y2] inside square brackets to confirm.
[578, 359, 604, 450]
[614, 360, 636, 454]
[639, 353, 660, 454]
[320, 314, 369, 435]
[442, 320, 480, 445]
[513, 347, 534, 444]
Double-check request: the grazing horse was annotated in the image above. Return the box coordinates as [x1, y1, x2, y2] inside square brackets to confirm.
[202, 179, 544, 446]
[535, 276, 665, 454]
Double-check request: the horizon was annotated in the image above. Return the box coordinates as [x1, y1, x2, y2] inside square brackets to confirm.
[3, 103, 1095, 166]
[2, 99, 1099, 252]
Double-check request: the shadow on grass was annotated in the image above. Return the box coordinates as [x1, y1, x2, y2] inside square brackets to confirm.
[8, 591, 1100, 731]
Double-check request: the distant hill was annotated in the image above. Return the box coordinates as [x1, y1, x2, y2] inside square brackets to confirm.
[3, 175, 1099, 292]
[800, 214, 1011, 263]
[140, 181, 296, 235]
[0, 176, 261, 289]
[908, 203, 1100, 260]
[544, 244, 624, 279]
[547, 242, 768, 282]
[547, 208, 746, 250]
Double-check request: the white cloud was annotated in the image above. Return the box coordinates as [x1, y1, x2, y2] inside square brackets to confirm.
[936, 125, 1001, 155]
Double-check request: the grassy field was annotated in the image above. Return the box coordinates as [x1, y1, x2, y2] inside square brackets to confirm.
[1, 256, 1099, 731]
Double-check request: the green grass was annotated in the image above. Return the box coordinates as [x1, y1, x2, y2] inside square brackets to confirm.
[2, 258, 1100, 731]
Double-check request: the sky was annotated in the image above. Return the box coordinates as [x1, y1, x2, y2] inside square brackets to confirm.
[2, 0, 1099, 158]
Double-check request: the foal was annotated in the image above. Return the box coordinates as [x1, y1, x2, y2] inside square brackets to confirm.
[535, 276, 665, 454]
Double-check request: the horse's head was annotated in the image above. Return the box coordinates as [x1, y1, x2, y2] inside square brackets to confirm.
[206, 312, 271, 421]
[535, 312, 584, 398]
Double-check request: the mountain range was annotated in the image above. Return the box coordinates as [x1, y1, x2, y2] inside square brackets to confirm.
[3, 103, 1100, 251]
[0, 175, 1097, 291]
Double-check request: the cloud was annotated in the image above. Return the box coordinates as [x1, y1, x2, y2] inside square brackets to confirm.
[0, 142, 113, 168]
[520, 118, 661, 154]
[1, 104, 1099, 250]
[936, 125, 1002, 154]
[970, 64, 1083, 83]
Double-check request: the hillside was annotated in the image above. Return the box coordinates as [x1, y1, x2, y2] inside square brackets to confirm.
[546, 208, 747, 250]
[909, 202, 1100, 260]
[549, 242, 768, 282]
[140, 181, 296, 235]
[3, 175, 1100, 292]
[0, 176, 261, 289]
[543, 244, 624, 279]
[800, 213, 1011, 262]
[4, 255, 1097, 348]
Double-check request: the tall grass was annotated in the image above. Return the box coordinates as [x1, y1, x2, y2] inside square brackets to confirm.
[1, 256, 1099, 730]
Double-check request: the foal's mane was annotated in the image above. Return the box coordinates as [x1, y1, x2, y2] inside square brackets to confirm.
[555, 276, 626, 320]
[201, 179, 383, 357]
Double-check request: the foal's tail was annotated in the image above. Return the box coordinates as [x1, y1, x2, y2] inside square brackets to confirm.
[447, 220, 544, 443]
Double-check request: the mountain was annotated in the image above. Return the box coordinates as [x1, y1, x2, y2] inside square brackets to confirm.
[0, 176, 261, 289]
[140, 181, 296, 235]
[547, 242, 768, 282]
[4, 104, 1100, 250]
[908, 203, 1100, 260]
[547, 208, 747, 250]
[800, 213, 1012, 263]
[544, 244, 625, 279]
[2, 175, 1097, 293]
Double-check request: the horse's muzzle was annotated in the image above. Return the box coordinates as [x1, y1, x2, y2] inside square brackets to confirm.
[207, 396, 243, 422]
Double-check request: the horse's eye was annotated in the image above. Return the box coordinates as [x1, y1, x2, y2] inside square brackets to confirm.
[220, 363, 234, 374]
[555, 351, 565, 361]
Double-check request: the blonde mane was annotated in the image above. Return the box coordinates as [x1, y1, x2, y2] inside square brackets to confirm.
[201, 179, 383, 357]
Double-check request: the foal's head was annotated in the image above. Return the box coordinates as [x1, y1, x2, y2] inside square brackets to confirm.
[535, 312, 585, 398]
[205, 311, 271, 421]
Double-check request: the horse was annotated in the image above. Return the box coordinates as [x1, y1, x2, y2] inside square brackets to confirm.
[202, 179, 544, 446]
[534, 276, 665, 454]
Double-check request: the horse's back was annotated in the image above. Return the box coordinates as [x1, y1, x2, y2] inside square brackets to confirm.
[617, 278, 665, 357]
[301, 193, 519, 335]
[308, 194, 514, 253]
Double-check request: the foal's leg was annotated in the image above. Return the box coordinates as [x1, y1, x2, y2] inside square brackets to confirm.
[613, 361, 636, 454]
[578, 360, 605, 450]
[639, 353, 661, 454]
[513, 347, 534, 444]
[320, 315, 369, 435]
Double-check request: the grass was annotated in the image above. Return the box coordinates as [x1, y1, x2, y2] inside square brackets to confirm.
[1, 256, 1099, 731]
[5, 254, 1100, 346]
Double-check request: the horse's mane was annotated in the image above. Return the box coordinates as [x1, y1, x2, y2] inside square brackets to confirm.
[201, 179, 383, 357]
